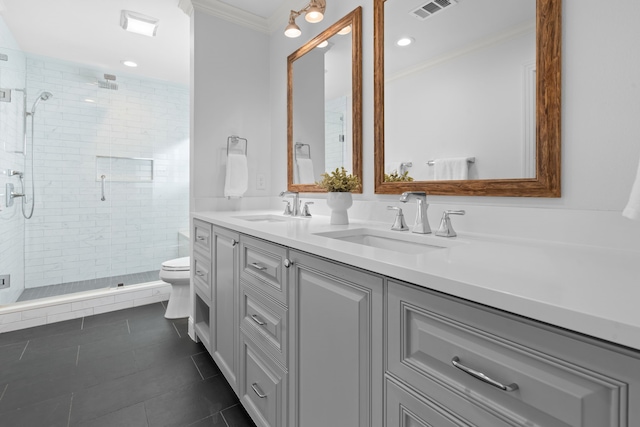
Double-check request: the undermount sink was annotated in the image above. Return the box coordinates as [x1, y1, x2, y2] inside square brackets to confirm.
[314, 228, 460, 254]
[234, 214, 291, 223]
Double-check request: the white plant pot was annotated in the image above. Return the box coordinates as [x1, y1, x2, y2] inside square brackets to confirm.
[326, 192, 353, 225]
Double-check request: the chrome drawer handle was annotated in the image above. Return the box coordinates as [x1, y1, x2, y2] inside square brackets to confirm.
[196, 236, 206, 241]
[451, 356, 518, 392]
[250, 262, 267, 271]
[195, 270, 205, 277]
[251, 383, 267, 398]
[250, 314, 266, 326]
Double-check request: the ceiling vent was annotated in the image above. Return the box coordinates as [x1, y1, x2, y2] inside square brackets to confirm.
[410, 0, 459, 20]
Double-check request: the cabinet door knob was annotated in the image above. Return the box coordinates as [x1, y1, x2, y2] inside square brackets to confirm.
[284, 259, 292, 268]
[451, 356, 519, 392]
[231, 239, 237, 247]
[250, 314, 266, 326]
[251, 383, 267, 399]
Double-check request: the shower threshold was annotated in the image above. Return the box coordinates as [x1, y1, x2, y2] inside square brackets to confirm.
[16, 270, 161, 303]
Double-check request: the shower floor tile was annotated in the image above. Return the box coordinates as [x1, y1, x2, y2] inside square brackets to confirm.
[16, 270, 161, 303]
[0, 302, 257, 427]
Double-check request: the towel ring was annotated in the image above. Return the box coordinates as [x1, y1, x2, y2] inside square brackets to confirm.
[295, 142, 311, 160]
[227, 136, 248, 156]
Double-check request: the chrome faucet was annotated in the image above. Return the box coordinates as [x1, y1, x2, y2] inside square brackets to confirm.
[279, 191, 300, 216]
[436, 210, 465, 237]
[399, 191, 431, 234]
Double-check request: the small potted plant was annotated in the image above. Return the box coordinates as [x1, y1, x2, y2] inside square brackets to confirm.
[317, 167, 361, 225]
[384, 170, 414, 182]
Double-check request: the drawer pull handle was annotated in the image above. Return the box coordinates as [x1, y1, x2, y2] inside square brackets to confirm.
[451, 356, 518, 392]
[251, 383, 267, 398]
[250, 314, 266, 326]
[196, 236, 206, 241]
[195, 270, 205, 277]
[250, 262, 267, 271]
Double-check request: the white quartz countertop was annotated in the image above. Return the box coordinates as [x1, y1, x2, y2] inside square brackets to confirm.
[193, 210, 640, 352]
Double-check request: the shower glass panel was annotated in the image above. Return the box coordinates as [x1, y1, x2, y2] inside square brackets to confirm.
[0, 51, 189, 305]
[0, 47, 27, 305]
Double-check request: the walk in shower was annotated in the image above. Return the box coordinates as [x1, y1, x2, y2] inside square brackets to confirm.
[0, 44, 189, 306]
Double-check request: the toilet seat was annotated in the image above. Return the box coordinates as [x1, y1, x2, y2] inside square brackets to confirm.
[161, 256, 190, 272]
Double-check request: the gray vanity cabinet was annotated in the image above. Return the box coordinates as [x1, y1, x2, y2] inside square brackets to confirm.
[192, 219, 213, 352]
[386, 279, 640, 427]
[211, 226, 240, 393]
[287, 250, 384, 427]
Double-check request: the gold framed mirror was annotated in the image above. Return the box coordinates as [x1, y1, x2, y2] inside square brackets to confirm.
[374, 0, 561, 197]
[288, 7, 362, 193]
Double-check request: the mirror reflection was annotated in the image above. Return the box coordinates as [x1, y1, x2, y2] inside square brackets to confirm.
[385, 0, 535, 181]
[374, 0, 561, 197]
[288, 7, 362, 192]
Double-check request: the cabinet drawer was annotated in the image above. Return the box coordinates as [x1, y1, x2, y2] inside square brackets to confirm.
[193, 219, 212, 256]
[240, 336, 286, 427]
[240, 236, 288, 305]
[388, 280, 625, 427]
[385, 375, 510, 427]
[240, 281, 288, 367]
[192, 252, 211, 299]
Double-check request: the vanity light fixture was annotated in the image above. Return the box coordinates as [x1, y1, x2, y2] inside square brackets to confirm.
[284, 0, 326, 38]
[396, 37, 414, 47]
[317, 40, 329, 48]
[120, 10, 159, 37]
[338, 25, 352, 35]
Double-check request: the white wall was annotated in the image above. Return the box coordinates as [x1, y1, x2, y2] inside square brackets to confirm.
[191, 8, 271, 212]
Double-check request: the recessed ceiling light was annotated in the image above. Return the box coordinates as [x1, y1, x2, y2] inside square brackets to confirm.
[121, 60, 138, 68]
[84, 99, 95, 103]
[396, 37, 414, 47]
[120, 10, 159, 37]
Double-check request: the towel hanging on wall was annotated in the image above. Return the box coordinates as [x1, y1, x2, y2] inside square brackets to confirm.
[434, 157, 470, 180]
[296, 158, 315, 183]
[623, 158, 640, 220]
[224, 153, 248, 198]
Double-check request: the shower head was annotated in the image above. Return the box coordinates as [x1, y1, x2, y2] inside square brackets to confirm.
[30, 91, 53, 115]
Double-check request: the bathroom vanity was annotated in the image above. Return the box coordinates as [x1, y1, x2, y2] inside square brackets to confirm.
[191, 211, 640, 427]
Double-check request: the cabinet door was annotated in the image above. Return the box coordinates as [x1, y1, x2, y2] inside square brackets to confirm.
[212, 226, 240, 394]
[288, 250, 384, 427]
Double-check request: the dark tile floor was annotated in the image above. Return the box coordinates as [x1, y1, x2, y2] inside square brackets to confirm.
[0, 302, 257, 427]
[17, 270, 161, 302]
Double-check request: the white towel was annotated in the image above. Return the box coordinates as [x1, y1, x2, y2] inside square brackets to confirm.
[434, 157, 469, 180]
[224, 153, 248, 198]
[296, 158, 315, 183]
[623, 158, 640, 220]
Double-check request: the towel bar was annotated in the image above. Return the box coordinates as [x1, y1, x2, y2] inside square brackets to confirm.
[427, 157, 475, 166]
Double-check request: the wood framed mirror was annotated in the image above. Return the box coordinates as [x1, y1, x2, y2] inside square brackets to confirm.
[288, 7, 362, 193]
[374, 0, 561, 197]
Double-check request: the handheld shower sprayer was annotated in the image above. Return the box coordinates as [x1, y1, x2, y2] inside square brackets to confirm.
[30, 91, 53, 115]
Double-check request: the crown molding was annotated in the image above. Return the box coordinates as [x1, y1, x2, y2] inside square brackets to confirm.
[190, 0, 270, 33]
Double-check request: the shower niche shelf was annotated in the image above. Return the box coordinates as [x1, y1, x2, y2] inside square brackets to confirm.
[96, 155, 154, 182]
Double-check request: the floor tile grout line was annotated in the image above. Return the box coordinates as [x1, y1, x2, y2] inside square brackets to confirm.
[19, 340, 29, 360]
[75, 345, 80, 366]
[81, 317, 85, 330]
[191, 355, 205, 381]
[172, 322, 182, 338]
[126, 319, 131, 334]
[143, 400, 150, 427]
[221, 410, 231, 427]
[67, 392, 74, 427]
[0, 384, 8, 402]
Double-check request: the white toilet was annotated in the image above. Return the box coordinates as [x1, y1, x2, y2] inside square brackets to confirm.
[159, 256, 191, 319]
